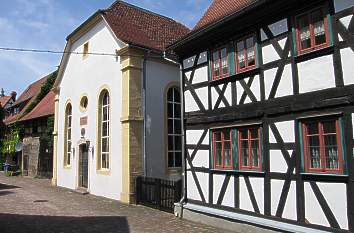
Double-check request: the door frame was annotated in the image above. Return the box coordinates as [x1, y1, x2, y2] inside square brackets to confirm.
[77, 141, 90, 190]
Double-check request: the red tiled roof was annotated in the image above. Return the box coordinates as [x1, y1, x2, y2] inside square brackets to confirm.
[194, 0, 257, 31]
[102, 1, 190, 51]
[0, 96, 11, 107]
[13, 76, 48, 106]
[4, 75, 50, 125]
[21, 91, 55, 122]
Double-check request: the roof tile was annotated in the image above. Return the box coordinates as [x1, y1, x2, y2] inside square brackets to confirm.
[20, 91, 55, 121]
[102, 1, 190, 51]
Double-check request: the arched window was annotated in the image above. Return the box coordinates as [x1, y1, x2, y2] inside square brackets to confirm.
[64, 103, 72, 166]
[167, 87, 182, 168]
[98, 90, 110, 170]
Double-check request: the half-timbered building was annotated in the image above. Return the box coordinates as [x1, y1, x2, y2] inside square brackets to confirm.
[168, 0, 354, 232]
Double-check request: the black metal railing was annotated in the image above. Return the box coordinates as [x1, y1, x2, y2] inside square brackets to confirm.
[136, 176, 182, 213]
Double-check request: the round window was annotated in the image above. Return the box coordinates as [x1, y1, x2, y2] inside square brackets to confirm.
[80, 96, 88, 111]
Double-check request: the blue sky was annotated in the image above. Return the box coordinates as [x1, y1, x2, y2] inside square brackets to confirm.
[0, 0, 211, 95]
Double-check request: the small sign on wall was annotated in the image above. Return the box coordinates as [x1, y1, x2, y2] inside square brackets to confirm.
[80, 116, 88, 126]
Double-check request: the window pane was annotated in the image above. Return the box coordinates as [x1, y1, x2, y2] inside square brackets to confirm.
[68, 116, 72, 127]
[308, 136, 321, 168]
[237, 41, 245, 69]
[224, 141, 231, 167]
[67, 142, 71, 152]
[103, 107, 108, 121]
[299, 15, 311, 50]
[173, 89, 181, 103]
[174, 136, 182, 150]
[168, 152, 174, 167]
[168, 136, 174, 150]
[68, 129, 71, 140]
[251, 140, 259, 167]
[307, 122, 318, 135]
[221, 48, 228, 75]
[102, 122, 108, 137]
[241, 140, 249, 166]
[215, 142, 222, 166]
[102, 138, 109, 153]
[168, 119, 173, 134]
[214, 132, 221, 141]
[250, 128, 258, 139]
[213, 51, 220, 77]
[322, 120, 336, 134]
[103, 93, 109, 105]
[167, 89, 174, 102]
[174, 120, 181, 134]
[240, 129, 248, 139]
[175, 152, 182, 167]
[168, 103, 173, 118]
[174, 103, 181, 118]
[102, 153, 109, 169]
[67, 153, 71, 165]
[312, 10, 326, 46]
[223, 130, 230, 140]
[324, 134, 339, 169]
[246, 37, 255, 66]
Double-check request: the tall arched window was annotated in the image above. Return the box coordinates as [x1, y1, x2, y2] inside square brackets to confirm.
[98, 90, 110, 170]
[167, 87, 182, 168]
[64, 103, 72, 167]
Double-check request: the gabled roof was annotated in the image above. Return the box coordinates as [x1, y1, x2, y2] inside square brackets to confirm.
[194, 0, 257, 31]
[0, 96, 11, 108]
[13, 76, 48, 106]
[4, 75, 50, 125]
[20, 91, 55, 122]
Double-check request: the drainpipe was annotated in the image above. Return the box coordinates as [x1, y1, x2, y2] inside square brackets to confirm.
[142, 52, 148, 177]
[163, 52, 187, 215]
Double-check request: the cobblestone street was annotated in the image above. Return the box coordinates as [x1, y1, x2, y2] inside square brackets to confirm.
[0, 173, 235, 233]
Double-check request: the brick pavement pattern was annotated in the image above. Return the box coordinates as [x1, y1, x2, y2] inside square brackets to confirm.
[0, 174, 236, 233]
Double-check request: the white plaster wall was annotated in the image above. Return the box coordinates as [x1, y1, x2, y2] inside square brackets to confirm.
[185, 87, 208, 112]
[269, 121, 295, 143]
[57, 20, 124, 200]
[304, 182, 348, 230]
[239, 177, 264, 214]
[144, 59, 181, 179]
[264, 64, 293, 99]
[213, 174, 234, 207]
[339, 15, 353, 29]
[187, 171, 208, 201]
[186, 130, 209, 145]
[262, 44, 280, 64]
[192, 66, 208, 84]
[189, 149, 209, 169]
[341, 48, 354, 85]
[236, 75, 260, 104]
[270, 150, 293, 173]
[298, 55, 335, 93]
[271, 180, 297, 220]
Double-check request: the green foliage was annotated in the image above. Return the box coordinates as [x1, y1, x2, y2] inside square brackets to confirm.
[23, 70, 58, 115]
[41, 116, 54, 152]
[0, 125, 22, 155]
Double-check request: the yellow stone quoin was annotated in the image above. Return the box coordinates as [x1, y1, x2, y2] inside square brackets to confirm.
[118, 46, 144, 204]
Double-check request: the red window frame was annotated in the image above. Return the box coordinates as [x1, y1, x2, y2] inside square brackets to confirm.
[211, 47, 229, 80]
[212, 129, 233, 169]
[238, 127, 262, 171]
[295, 8, 330, 55]
[302, 119, 344, 174]
[235, 34, 257, 73]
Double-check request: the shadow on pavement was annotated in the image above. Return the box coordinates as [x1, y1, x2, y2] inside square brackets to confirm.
[0, 214, 130, 233]
[0, 183, 20, 190]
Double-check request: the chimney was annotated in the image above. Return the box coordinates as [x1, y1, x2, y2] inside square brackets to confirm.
[0, 88, 4, 97]
[10, 91, 17, 101]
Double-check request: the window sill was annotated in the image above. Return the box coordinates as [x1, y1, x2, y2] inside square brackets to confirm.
[63, 165, 71, 169]
[210, 169, 265, 176]
[295, 45, 334, 63]
[209, 68, 260, 86]
[97, 169, 111, 176]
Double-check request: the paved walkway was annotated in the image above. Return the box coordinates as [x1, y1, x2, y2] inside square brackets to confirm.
[0, 173, 234, 233]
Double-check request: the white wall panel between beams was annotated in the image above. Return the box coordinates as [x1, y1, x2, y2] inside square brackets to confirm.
[184, 90, 199, 112]
[270, 150, 293, 173]
[339, 15, 353, 29]
[262, 44, 281, 64]
[271, 180, 297, 220]
[239, 177, 255, 212]
[186, 130, 209, 145]
[264, 64, 293, 99]
[298, 55, 335, 93]
[222, 176, 235, 208]
[190, 149, 209, 168]
[192, 66, 208, 84]
[269, 121, 295, 143]
[195, 87, 208, 109]
[187, 171, 208, 201]
[341, 48, 354, 85]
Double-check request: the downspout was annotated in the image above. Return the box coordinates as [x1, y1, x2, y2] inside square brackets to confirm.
[163, 52, 187, 214]
[142, 52, 148, 177]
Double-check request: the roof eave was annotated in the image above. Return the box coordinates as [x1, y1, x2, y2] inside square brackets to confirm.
[167, 0, 267, 53]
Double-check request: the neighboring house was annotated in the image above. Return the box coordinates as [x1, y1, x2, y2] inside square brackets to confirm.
[20, 91, 55, 178]
[168, 0, 354, 233]
[2, 72, 56, 176]
[0, 89, 16, 118]
[52, 0, 189, 203]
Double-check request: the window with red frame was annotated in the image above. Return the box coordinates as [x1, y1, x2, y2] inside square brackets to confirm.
[213, 129, 233, 169]
[302, 119, 344, 174]
[236, 35, 257, 73]
[296, 8, 329, 54]
[212, 47, 228, 80]
[238, 127, 262, 171]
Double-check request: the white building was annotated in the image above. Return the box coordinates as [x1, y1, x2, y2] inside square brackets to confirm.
[52, 1, 189, 203]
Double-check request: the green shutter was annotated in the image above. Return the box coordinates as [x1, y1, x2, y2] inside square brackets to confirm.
[227, 42, 235, 76]
[233, 129, 238, 169]
[210, 129, 213, 168]
[327, 14, 334, 46]
[298, 121, 305, 173]
[292, 27, 298, 56]
[339, 118, 347, 174]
